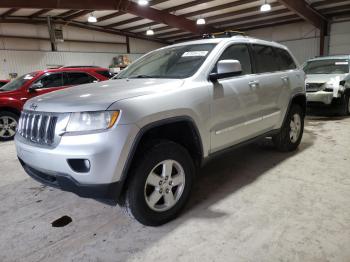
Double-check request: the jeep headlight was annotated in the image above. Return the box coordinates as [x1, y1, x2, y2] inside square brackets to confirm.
[66, 111, 120, 133]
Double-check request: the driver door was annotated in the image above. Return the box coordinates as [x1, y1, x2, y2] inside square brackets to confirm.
[28, 72, 65, 98]
[210, 44, 261, 153]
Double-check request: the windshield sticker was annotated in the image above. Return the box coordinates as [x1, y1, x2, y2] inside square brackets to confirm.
[182, 51, 208, 57]
[335, 61, 349, 65]
[24, 75, 34, 80]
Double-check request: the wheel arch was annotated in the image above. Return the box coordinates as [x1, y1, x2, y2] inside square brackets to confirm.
[0, 106, 21, 116]
[115, 116, 204, 203]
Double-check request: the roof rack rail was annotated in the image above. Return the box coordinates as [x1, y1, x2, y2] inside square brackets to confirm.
[202, 30, 246, 39]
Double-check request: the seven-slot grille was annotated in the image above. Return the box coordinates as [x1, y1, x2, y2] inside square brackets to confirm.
[17, 111, 58, 146]
[306, 83, 324, 92]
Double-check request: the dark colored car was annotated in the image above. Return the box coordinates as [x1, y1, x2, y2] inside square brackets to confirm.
[0, 67, 112, 141]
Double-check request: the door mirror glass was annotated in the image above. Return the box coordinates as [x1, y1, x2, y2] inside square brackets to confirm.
[210, 60, 242, 81]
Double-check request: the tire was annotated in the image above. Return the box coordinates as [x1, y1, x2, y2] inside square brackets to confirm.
[0, 111, 19, 141]
[339, 93, 350, 116]
[273, 104, 304, 152]
[123, 140, 195, 226]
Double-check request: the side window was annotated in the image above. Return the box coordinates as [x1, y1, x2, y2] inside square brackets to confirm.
[274, 48, 297, 70]
[64, 72, 97, 86]
[36, 73, 63, 88]
[213, 44, 252, 75]
[252, 44, 279, 73]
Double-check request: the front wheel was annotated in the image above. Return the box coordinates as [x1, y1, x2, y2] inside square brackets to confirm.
[340, 93, 350, 116]
[0, 111, 19, 141]
[273, 104, 304, 152]
[123, 140, 195, 226]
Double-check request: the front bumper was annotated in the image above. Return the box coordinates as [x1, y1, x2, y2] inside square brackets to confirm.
[15, 123, 139, 190]
[19, 158, 122, 202]
[306, 91, 334, 105]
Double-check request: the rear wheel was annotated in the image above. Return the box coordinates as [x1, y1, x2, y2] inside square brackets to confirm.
[273, 104, 304, 152]
[0, 111, 19, 141]
[123, 140, 195, 226]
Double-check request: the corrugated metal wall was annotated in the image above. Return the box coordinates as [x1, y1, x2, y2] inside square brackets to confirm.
[0, 50, 142, 79]
[329, 21, 350, 55]
[279, 37, 320, 65]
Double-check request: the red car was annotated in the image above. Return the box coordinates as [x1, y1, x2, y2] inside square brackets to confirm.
[0, 80, 10, 87]
[0, 67, 112, 141]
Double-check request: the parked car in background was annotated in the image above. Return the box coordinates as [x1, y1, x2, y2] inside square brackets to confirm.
[303, 55, 350, 115]
[0, 80, 9, 88]
[15, 36, 306, 225]
[0, 67, 111, 141]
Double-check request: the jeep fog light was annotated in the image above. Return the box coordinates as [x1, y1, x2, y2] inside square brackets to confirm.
[66, 111, 120, 133]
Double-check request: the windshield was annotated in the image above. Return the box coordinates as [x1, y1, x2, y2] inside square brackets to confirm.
[116, 44, 216, 79]
[0, 72, 38, 91]
[303, 59, 349, 74]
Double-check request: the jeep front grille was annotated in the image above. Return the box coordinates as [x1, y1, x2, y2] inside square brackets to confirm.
[17, 112, 58, 146]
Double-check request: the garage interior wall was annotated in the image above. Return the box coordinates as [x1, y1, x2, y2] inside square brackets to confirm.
[0, 23, 165, 79]
[329, 21, 350, 55]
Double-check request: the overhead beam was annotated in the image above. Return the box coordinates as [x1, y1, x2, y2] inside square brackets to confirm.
[0, 0, 212, 34]
[64, 10, 93, 20]
[116, 0, 212, 34]
[97, 11, 125, 22]
[99, 0, 169, 24]
[0, 17, 170, 44]
[277, 0, 326, 29]
[29, 9, 53, 18]
[57, 10, 78, 17]
[106, 0, 215, 30]
[124, 0, 271, 33]
[1, 8, 19, 17]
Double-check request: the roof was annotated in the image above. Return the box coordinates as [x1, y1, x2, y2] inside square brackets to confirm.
[0, 0, 349, 44]
[165, 35, 289, 51]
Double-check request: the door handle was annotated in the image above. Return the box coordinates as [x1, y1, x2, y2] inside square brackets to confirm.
[249, 81, 259, 89]
[281, 76, 289, 83]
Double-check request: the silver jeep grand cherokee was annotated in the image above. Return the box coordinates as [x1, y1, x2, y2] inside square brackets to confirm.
[15, 36, 306, 226]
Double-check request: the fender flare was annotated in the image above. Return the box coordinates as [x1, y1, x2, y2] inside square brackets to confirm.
[115, 116, 204, 203]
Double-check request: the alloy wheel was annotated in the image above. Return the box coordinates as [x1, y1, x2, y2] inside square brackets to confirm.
[144, 160, 185, 212]
[289, 113, 301, 143]
[0, 116, 17, 139]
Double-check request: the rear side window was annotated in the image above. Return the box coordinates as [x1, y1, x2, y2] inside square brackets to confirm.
[252, 44, 279, 73]
[274, 48, 297, 70]
[64, 72, 97, 86]
[37, 73, 64, 88]
[96, 70, 114, 79]
[215, 44, 252, 75]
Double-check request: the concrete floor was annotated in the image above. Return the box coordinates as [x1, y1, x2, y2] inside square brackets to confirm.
[1, 116, 350, 262]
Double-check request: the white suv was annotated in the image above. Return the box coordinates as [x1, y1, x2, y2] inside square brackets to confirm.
[15, 36, 306, 226]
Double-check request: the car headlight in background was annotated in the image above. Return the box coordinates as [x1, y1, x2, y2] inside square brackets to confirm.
[66, 111, 120, 133]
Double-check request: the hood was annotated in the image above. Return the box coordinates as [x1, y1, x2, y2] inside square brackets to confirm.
[24, 78, 184, 113]
[305, 73, 347, 83]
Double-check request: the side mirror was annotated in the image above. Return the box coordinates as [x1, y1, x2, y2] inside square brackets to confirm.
[209, 59, 242, 81]
[28, 82, 43, 92]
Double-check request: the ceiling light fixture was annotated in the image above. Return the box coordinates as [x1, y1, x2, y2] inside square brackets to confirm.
[196, 18, 206, 25]
[88, 13, 97, 23]
[138, 0, 149, 6]
[260, 0, 271, 12]
[146, 29, 154, 35]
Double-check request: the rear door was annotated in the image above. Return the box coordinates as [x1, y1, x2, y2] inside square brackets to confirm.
[64, 72, 99, 86]
[250, 44, 285, 132]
